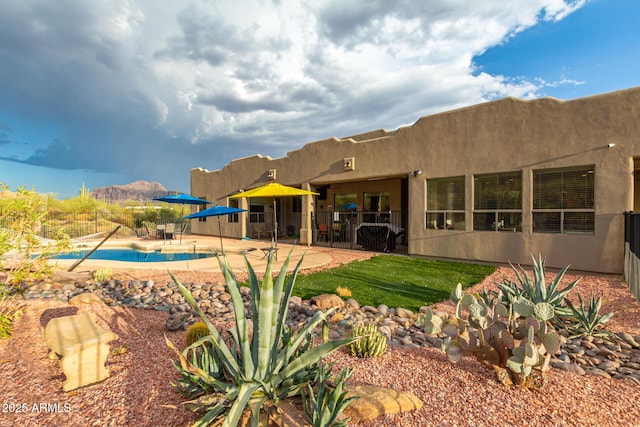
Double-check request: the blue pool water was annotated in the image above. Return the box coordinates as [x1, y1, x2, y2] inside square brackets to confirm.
[51, 248, 214, 262]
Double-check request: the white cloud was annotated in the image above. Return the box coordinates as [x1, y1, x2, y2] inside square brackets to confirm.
[0, 0, 588, 191]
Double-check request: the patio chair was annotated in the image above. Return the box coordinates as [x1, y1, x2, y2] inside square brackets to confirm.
[318, 223, 329, 242]
[165, 223, 175, 239]
[252, 223, 269, 239]
[156, 224, 166, 239]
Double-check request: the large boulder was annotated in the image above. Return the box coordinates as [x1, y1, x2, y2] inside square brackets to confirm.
[342, 385, 423, 422]
[310, 294, 345, 309]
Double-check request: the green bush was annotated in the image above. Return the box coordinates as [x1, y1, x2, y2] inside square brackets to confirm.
[0, 184, 70, 288]
[0, 288, 24, 339]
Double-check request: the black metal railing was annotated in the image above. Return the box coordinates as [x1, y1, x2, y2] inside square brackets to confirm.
[313, 210, 407, 254]
[0, 211, 189, 240]
[624, 211, 640, 302]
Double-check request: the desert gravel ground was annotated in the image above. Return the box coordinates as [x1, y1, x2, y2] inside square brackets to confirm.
[1, 249, 640, 427]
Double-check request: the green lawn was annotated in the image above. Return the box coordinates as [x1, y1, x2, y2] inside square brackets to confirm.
[290, 255, 496, 312]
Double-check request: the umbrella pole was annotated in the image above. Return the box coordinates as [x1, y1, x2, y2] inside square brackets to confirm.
[273, 199, 277, 248]
[218, 217, 224, 256]
[180, 202, 185, 244]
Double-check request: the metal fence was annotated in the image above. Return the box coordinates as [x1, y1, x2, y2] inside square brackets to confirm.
[313, 210, 407, 254]
[0, 210, 190, 240]
[624, 211, 640, 303]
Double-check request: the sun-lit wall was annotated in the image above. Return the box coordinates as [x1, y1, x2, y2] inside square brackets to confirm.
[192, 87, 640, 273]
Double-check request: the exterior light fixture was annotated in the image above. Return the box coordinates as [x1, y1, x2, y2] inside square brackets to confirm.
[411, 169, 423, 177]
[608, 143, 616, 148]
[344, 157, 355, 171]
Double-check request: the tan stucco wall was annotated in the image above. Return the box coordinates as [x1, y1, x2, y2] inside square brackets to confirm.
[191, 87, 640, 273]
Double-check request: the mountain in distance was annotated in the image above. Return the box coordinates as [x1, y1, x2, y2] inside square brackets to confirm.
[91, 180, 176, 203]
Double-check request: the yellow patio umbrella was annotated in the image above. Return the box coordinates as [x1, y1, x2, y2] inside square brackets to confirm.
[229, 182, 318, 246]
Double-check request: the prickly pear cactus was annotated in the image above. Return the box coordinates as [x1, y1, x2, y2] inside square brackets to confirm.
[422, 283, 561, 388]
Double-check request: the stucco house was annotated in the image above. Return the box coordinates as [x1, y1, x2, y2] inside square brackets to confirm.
[190, 86, 640, 274]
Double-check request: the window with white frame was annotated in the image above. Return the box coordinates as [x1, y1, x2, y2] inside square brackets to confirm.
[249, 204, 265, 223]
[533, 166, 594, 234]
[426, 176, 465, 230]
[473, 171, 522, 232]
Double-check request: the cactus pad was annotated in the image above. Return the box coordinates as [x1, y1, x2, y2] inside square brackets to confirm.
[533, 302, 555, 321]
[542, 331, 561, 354]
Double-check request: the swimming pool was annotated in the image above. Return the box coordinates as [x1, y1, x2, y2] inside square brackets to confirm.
[51, 248, 215, 263]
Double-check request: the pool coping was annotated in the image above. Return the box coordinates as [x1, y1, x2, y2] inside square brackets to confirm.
[49, 236, 332, 273]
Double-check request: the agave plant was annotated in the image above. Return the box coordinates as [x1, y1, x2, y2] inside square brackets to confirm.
[498, 254, 579, 318]
[166, 248, 360, 427]
[302, 363, 357, 427]
[563, 293, 614, 338]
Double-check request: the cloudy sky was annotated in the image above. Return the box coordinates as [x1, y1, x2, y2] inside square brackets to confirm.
[1, 0, 638, 198]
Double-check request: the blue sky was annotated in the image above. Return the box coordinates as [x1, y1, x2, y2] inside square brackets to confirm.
[0, 0, 638, 198]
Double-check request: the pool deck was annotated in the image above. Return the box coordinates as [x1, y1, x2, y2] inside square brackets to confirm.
[53, 235, 333, 274]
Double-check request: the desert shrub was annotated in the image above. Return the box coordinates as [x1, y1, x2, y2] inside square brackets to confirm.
[93, 267, 112, 282]
[0, 184, 70, 288]
[335, 286, 352, 298]
[0, 287, 24, 338]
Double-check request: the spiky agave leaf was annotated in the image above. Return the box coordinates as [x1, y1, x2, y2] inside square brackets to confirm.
[217, 254, 254, 380]
[166, 335, 237, 396]
[564, 292, 614, 337]
[169, 270, 241, 380]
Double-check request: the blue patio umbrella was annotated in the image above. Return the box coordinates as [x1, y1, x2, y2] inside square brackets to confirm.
[340, 202, 358, 210]
[152, 193, 211, 243]
[185, 205, 247, 255]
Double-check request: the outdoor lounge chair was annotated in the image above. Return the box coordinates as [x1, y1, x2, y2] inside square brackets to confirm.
[165, 223, 175, 239]
[252, 223, 269, 239]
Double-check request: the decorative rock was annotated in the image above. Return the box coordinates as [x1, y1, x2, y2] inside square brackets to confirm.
[69, 292, 105, 305]
[617, 332, 640, 348]
[584, 367, 612, 379]
[550, 361, 585, 375]
[377, 325, 392, 339]
[310, 294, 345, 309]
[342, 385, 423, 422]
[165, 312, 193, 331]
[361, 305, 377, 314]
[51, 271, 93, 285]
[395, 307, 414, 319]
[377, 304, 389, 317]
